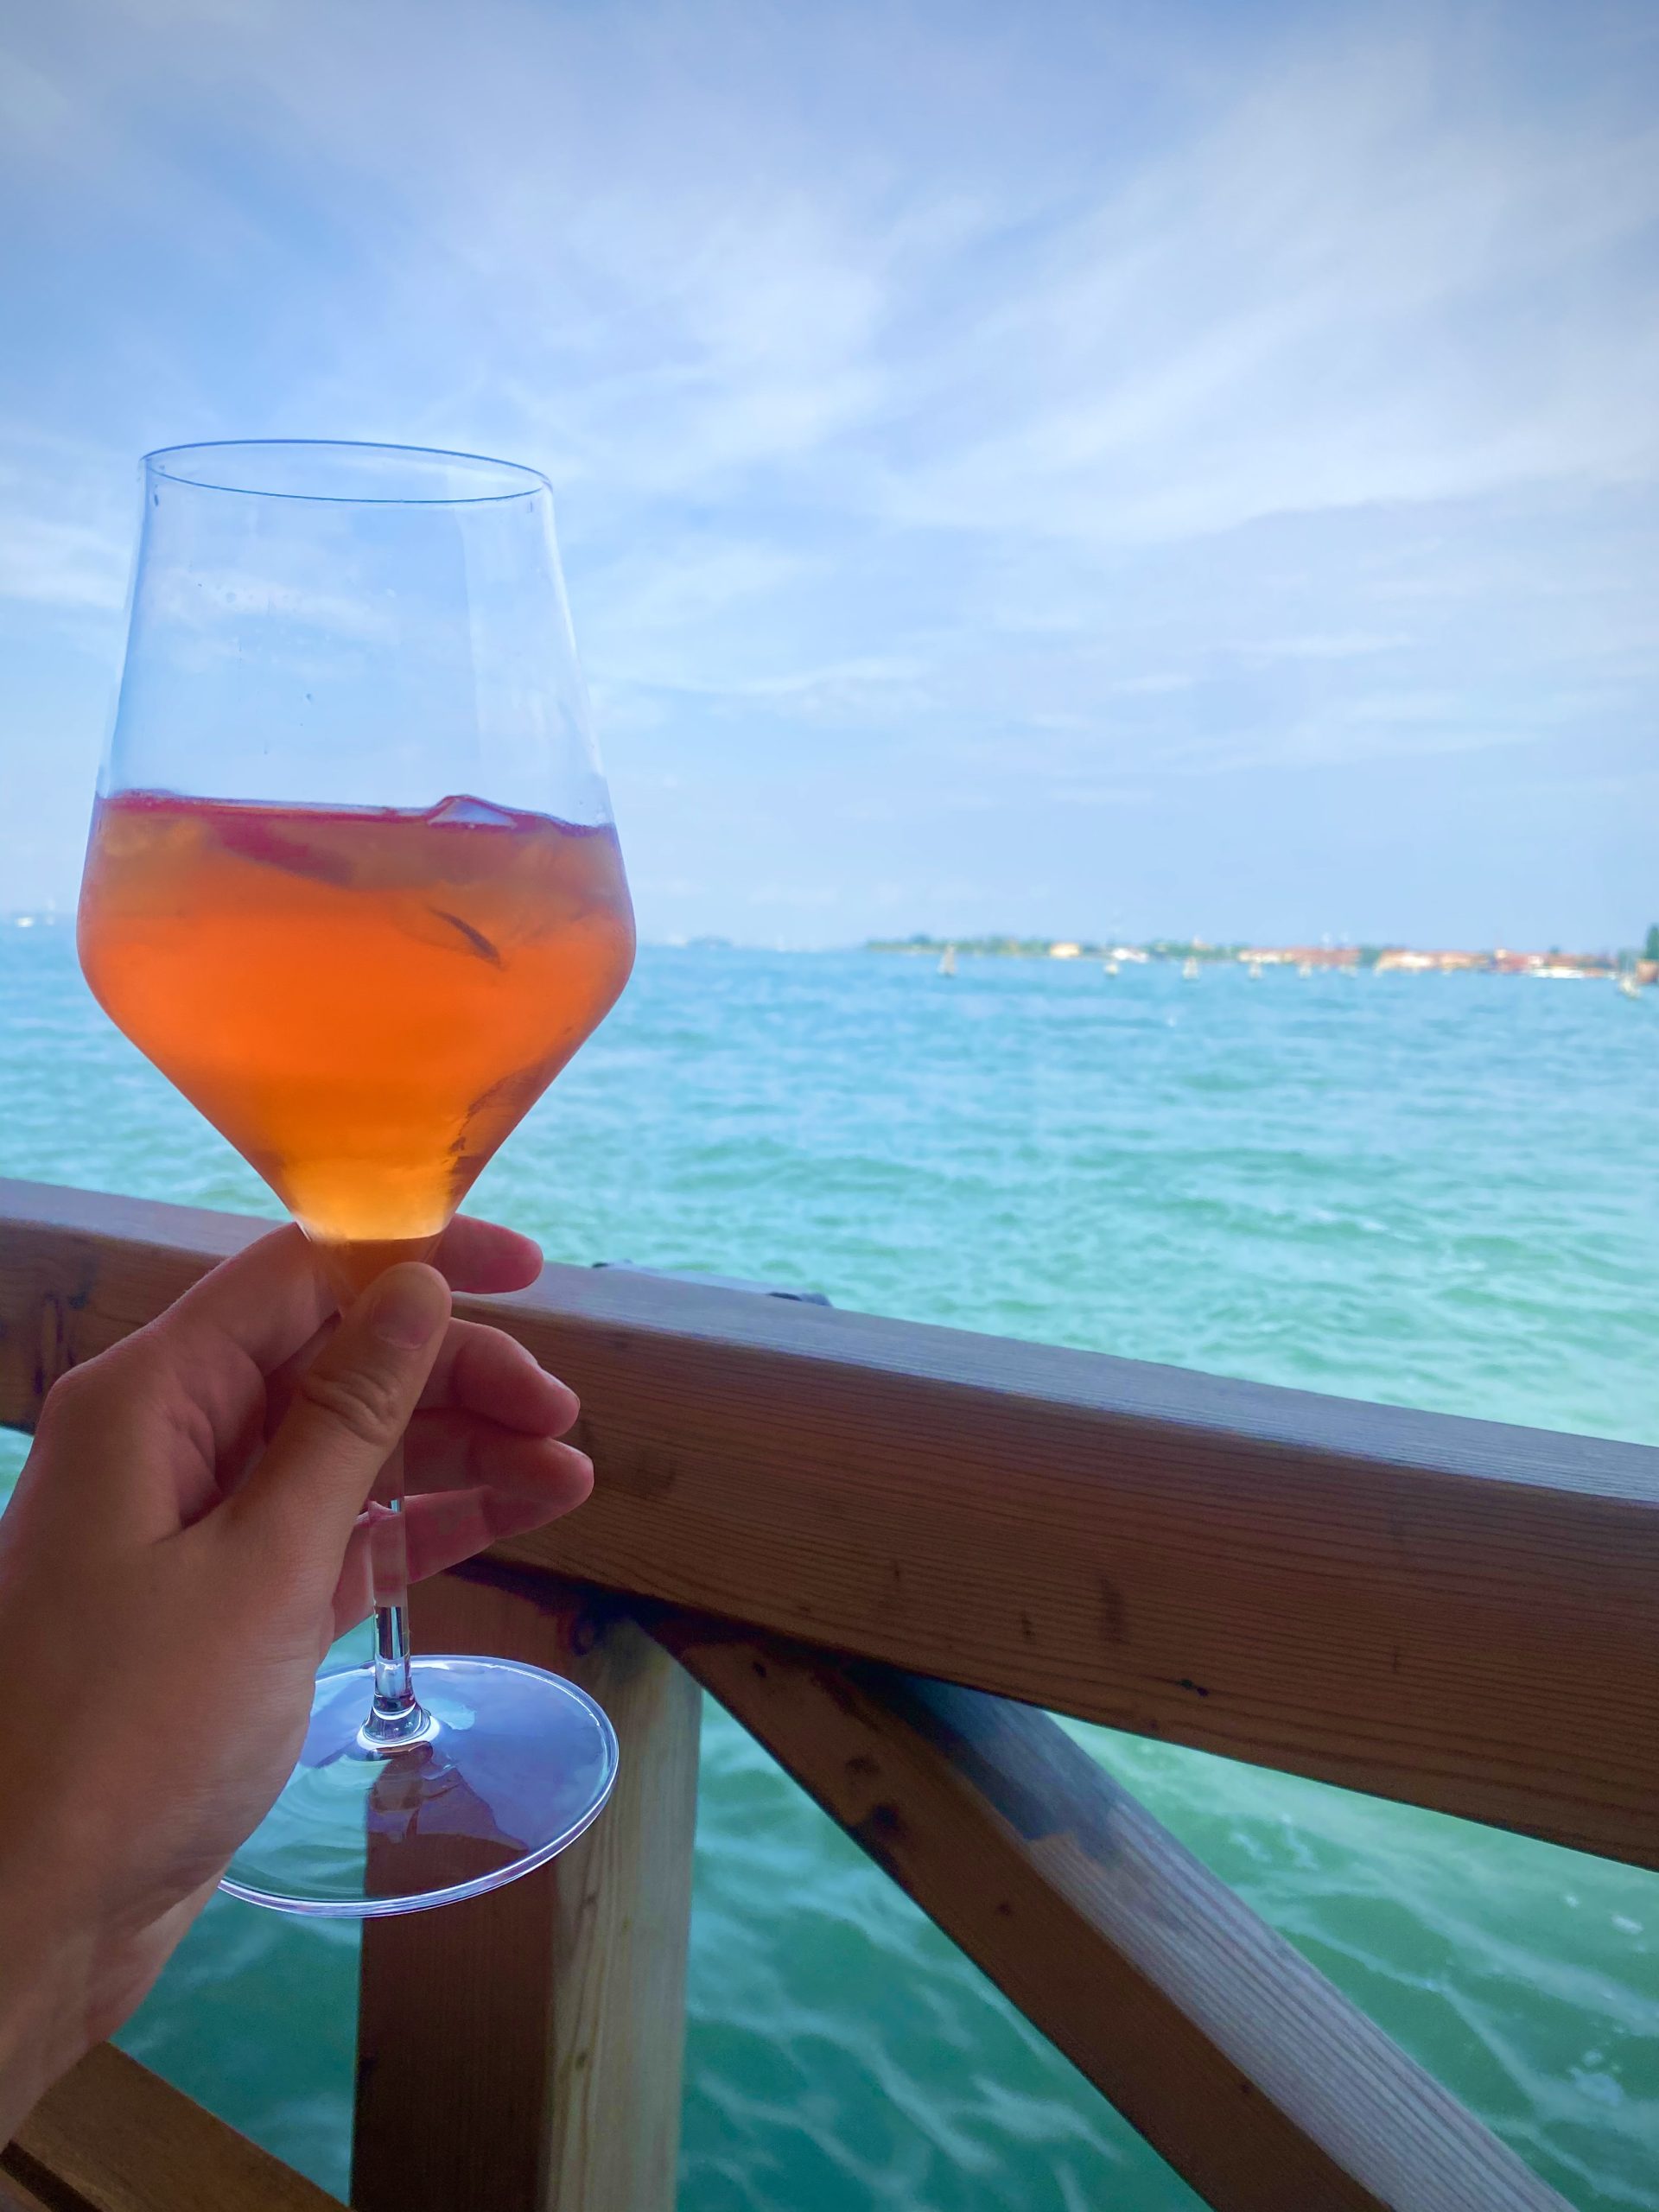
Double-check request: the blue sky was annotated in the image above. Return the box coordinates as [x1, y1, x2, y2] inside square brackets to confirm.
[2, 0, 1656, 946]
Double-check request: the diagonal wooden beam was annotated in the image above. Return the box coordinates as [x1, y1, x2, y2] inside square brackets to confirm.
[636, 1585, 1570, 2212]
[3, 2044, 340, 2212]
[0, 2174, 54, 2212]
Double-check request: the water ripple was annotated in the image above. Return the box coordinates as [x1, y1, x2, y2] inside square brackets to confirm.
[2, 934, 1655, 2209]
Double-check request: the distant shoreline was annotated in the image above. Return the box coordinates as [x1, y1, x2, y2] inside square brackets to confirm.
[867, 935, 1659, 982]
[8, 912, 1654, 983]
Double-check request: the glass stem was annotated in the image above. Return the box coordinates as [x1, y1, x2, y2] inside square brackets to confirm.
[358, 1439, 433, 1751]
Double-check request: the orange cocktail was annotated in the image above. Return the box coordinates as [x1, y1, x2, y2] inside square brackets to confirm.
[79, 789, 634, 1286]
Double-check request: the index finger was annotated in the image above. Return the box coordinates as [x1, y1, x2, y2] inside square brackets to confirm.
[157, 1215, 545, 1377]
[261, 1316, 578, 1446]
[432, 1215, 544, 1296]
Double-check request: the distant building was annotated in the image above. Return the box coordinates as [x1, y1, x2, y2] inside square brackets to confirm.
[1239, 945, 1360, 969]
[1048, 941, 1083, 960]
[1492, 949, 1615, 979]
[1375, 949, 1491, 974]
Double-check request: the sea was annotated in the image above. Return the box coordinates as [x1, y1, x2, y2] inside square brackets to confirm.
[2, 921, 1656, 2210]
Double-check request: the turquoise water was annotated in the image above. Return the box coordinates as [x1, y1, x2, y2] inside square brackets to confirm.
[2, 924, 1656, 2207]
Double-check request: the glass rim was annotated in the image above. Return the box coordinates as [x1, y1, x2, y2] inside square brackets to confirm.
[143, 438, 552, 508]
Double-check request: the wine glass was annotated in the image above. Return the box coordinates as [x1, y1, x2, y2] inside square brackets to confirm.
[76, 441, 636, 1916]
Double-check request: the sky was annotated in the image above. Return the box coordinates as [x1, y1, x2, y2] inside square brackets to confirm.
[1, 0, 1656, 948]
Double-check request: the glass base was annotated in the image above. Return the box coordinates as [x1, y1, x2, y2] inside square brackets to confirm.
[220, 1656, 620, 1917]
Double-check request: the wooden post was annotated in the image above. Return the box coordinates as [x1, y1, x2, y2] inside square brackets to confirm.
[352, 1566, 700, 2212]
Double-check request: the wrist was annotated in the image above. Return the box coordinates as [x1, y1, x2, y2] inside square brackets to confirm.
[0, 1840, 93, 2143]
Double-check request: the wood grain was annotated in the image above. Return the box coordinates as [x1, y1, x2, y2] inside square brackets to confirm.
[645, 1592, 1571, 2212]
[353, 1567, 699, 2212]
[3, 2044, 341, 2212]
[3, 1179, 1656, 1864]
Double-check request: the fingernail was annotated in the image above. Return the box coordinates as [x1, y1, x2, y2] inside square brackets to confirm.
[368, 1266, 448, 1350]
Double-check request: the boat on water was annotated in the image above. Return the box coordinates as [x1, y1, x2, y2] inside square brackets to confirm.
[1618, 972, 1643, 1001]
[1182, 957, 1199, 980]
[938, 945, 957, 978]
[1103, 957, 1118, 977]
[1247, 959, 1263, 981]
[1299, 962, 1313, 979]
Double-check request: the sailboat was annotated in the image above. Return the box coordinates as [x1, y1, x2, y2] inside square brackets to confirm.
[1618, 970, 1642, 1001]
[1182, 957, 1199, 981]
[938, 944, 957, 978]
[1103, 957, 1119, 977]
[1247, 959, 1263, 981]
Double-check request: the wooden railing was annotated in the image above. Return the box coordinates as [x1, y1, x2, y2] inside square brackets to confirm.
[2, 1178, 1655, 2212]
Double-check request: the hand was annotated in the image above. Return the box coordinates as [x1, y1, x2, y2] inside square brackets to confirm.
[0, 1218, 590, 2139]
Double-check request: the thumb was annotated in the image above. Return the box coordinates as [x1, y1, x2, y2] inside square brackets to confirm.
[226, 1264, 451, 1573]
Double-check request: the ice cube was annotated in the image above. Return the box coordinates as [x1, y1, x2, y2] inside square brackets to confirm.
[425, 794, 524, 830]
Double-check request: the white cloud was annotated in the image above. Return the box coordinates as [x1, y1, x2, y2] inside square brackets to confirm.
[0, 513, 127, 611]
[878, 41, 1659, 543]
[0, 0, 1655, 938]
